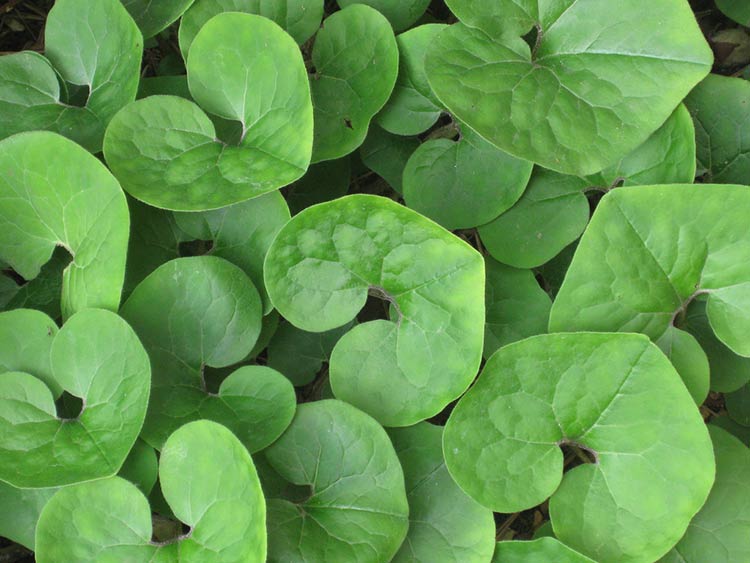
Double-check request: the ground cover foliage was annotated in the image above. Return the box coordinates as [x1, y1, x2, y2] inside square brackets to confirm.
[0, 0, 749, 561]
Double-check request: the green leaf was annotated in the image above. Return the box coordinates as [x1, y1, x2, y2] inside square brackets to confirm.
[483, 258, 551, 359]
[264, 194, 485, 426]
[376, 25, 446, 136]
[2, 248, 69, 319]
[173, 191, 291, 314]
[267, 320, 354, 386]
[712, 415, 750, 447]
[35, 420, 266, 563]
[716, 0, 750, 26]
[655, 326, 710, 404]
[121, 256, 295, 451]
[122, 0, 196, 38]
[444, 333, 714, 563]
[0, 132, 130, 319]
[684, 299, 750, 393]
[403, 125, 532, 229]
[104, 13, 313, 211]
[284, 158, 351, 215]
[389, 423, 495, 563]
[725, 384, 750, 427]
[310, 5, 399, 162]
[264, 400, 409, 563]
[0, 482, 56, 549]
[0, 308, 151, 488]
[479, 104, 696, 268]
[337, 0, 431, 33]
[119, 439, 159, 496]
[0, 0, 142, 152]
[549, 185, 750, 359]
[686, 74, 750, 184]
[360, 125, 419, 194]
[492, 538, 596, 563]
[660, 426, 750, 563]
[426, 0, 712, 175]
[179, 0, 324, 55]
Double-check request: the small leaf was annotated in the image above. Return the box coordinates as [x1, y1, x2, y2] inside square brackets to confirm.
[0, 132, 129, 319]
[389, 423, 495, 563]
[121, 257, 294, 451]
[444, 333, 714, 563]
[119, 439, 159, 496]
[122, 0, 196, 38]
[310, 5, 399, 162]
[264, 194, 485, 426]
[0, 0, 142, 151]
[337, 0, 431, 33]
[265, 400, 409, 563]
[0, 483, 55, 549]
[285, 158, 351, 214]
[35, 420, 266, 563]
[493, 537, 596, 563]
[403, 125, 532, 229]
[360, 125, 419, 194]
[105, 13, 313, 211]
[0, 309, 151, 488]
[426, 0, 711, 175]
[179, 0, 324, 55]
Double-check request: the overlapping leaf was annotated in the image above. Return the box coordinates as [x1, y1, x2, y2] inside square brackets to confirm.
[265, 194, 484, 426]
[105, 13, 313, 210]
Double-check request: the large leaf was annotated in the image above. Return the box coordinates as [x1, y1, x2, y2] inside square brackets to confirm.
[444, 333, 714, 563]
[35, 420, 266, 563]
[0, 132, 129, 319]
[389, 423, 495, 563]
[173, 191, 291, 314]
[104, 13, 313, 211]
[264, 400, 409, 563]
[179, 0, 324, 54]
[122, 0, 196, 38]
[0, 309, 150, 488]
[493, 538, 596, 563]
[403, 125, 532, 229]
[0, 0, 141, 152]
[686, 74, 750, 184]
[310, 5, 399, 162]
[337, 0, 430, 32]
[264, 194, 485, 426]
[425, 0, 712, 175]
[121, 257, 295, 451]
[376, 24, 446, 136]
[660, 426, 750, 563]
[550, 185, 750, 359]
[479, 104, 696, 268]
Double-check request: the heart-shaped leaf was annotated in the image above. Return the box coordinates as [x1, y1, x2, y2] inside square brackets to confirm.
[264, 400, 409, 563]
[173, 192, 291, 314]
[376, 24, 446, 136]
[660, 425, 750, 563]
[425, 0, 711, 175]
[0, 132, 129, 319]
[444, 333, 714, 563]
[337, 0, 430, 33]
[478, 104, 696, 268]
[403, 125, 532, 229]
[121, 256, 295, 451]
[104, 12, 313, 211]
[122, 0, 196, 38]
[550, 185, 750, 360]
[179, 0, 324, 55]
[0, 0, 141, 152]
[686, 74, 750, 184]
[310, 5, 399, 162]
[0, 308, 150, 488]
[35, 420, 266, 563]
[493, 538, 596, 563]
[389, 422, 495, 563]
[483, 258, 551, 359]
[264, 194, 485, 426]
